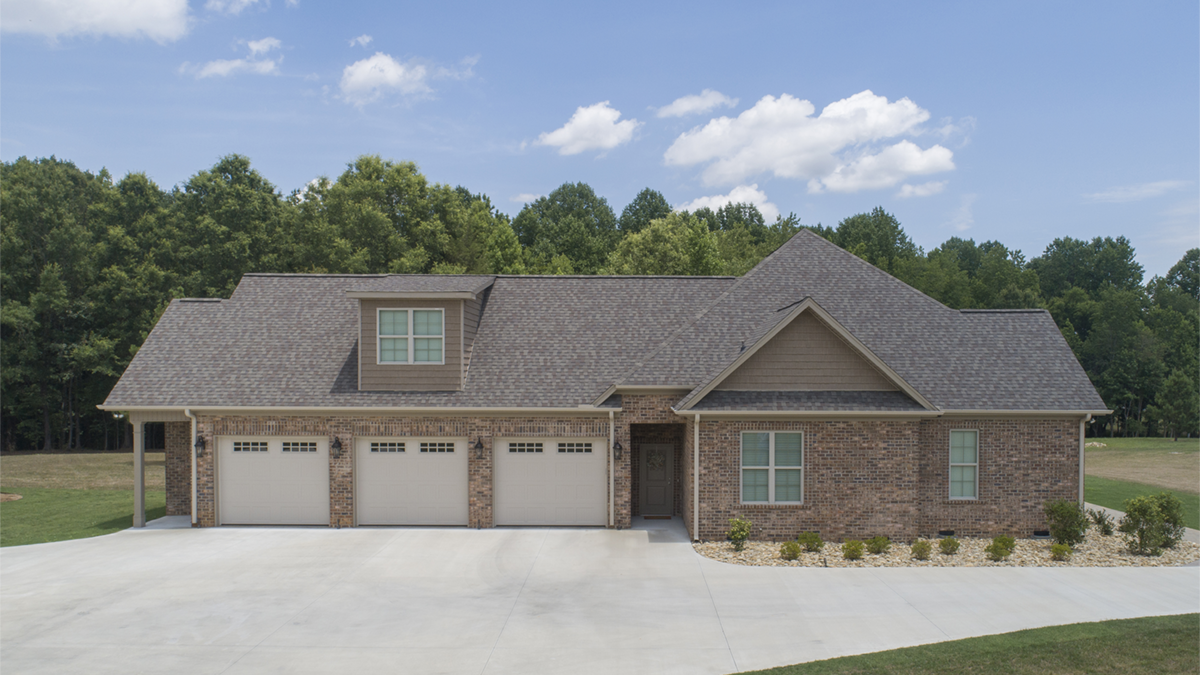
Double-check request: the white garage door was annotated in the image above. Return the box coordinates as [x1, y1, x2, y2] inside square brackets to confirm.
[356, 438, 468, 525]
[218, 437, 330, 525]
[494, 438, 607, 526]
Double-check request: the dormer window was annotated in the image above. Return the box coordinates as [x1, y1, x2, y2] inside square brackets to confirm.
[378, 308, 444, 364]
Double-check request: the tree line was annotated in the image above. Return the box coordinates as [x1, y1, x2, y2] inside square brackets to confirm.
[1, 154, 1196, 451]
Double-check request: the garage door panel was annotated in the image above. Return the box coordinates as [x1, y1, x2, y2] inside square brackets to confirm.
[494, 438, 607, 526]
[218, 437, 330, 526]
[356, 438, 468, 526]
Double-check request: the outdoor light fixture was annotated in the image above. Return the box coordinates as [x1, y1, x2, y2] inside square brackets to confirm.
[613, 440, 623, 460]
[194, 435, 206, 456]
[331, 437, 343, 457]
[474, 437, 485, 459]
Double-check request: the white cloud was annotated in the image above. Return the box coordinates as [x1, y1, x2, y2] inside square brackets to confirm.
[664, 90, 956, 192]
[950, 194, 977, 232]
[535, 101, 641, 156]
[656, 89, 738, 118]
[339, 52, 430, 105]
[246, 36, 280, 56]
[204, 0, 263, 15]
[349, 34, 372, 48]
[0, 0, 190, 43]
[676, 184, 780, 222]
[510, 193, 543, 204]
[897, 181, 947, 198]
[183, 38, 281, 79]
[1084, 180, 1191, 203]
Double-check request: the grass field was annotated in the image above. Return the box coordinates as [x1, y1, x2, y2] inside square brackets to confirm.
[1086, 475, 1199, 530]
[0, 451, 167, 547]
[737, 614, 1200, 675]
[1085, 437, 1199, 494]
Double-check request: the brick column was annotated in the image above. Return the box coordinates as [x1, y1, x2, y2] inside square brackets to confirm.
[329, 429, 353, 528]
[467, 423, 494, 528]
[614, 419, 632, 529]
[195, 422, 216, 527]
[164, 422, 191, 516]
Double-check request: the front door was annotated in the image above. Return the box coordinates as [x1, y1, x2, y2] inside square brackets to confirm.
[639, 443, 674, 516]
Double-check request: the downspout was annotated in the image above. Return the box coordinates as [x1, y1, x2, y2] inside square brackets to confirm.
[609, 410, 615, 528]
[693, 413, 700, 542]
[1079, 414, 1091, 505]
[184, 408, 198, 525]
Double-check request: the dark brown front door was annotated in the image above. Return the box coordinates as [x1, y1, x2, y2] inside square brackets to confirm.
[639, 443, 674, 516]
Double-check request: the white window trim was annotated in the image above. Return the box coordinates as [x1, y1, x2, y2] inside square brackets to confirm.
[739, 431, 804, 505]
[949, 428, 979, 501]
[377, 308, 445, 366]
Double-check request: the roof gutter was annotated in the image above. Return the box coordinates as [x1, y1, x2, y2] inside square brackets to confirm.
[99, 405, 621, 416]
[671, 408, 941, 420]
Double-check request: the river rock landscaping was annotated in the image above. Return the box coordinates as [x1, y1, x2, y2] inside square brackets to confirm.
[694, 526, 1200, 568]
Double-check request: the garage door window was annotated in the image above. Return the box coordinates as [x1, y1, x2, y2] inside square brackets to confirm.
[558, 442, 593, 453]
[282, 442, 317, 453]
[371, 442, 405, 452]
[420, 442, 455, 453]
[378, 308, 444, 365]
[509, 442, 543, 453]
[741, 431, 803, 504]
[233, 441, 268, 452]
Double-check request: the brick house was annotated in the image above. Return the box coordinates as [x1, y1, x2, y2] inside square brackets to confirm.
[101, 231, 1107, 541]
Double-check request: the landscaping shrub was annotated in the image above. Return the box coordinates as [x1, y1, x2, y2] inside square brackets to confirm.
[796, 531, 824, 552]
[780, 540, 801, 561]
[866, 535, 891, 554]
[939, 536, 960, 555]
[1051, 543, 1072, 561]
[1088, 508, 1115, 536]
[910, 539, 932, 560]
[842, 540, 865, 560]
[985, 535, 1016, 561]
[1043, 499, 1089, 547]
[1119, 493, 1186, 556]
[727, 517, 752, 552]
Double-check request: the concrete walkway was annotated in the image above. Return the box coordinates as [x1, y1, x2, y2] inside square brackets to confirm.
[2, 518, 1197, 675]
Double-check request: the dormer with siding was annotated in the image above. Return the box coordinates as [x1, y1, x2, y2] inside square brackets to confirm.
[347, 275, 495, 392]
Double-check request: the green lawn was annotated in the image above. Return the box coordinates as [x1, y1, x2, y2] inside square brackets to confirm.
[736, 614, 1199, 675]
[0, 486, 165, 547]
[1092, 437, 1200, 453]
[1086, 476, 1199, 530]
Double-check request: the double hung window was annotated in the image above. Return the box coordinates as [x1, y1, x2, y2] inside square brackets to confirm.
[378, 309, 444, 364]
[950, 430, 978, 499]
[741, 431, 803, 504]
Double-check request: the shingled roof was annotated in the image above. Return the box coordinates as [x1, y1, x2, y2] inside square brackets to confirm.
[102, 231, 1107, 413]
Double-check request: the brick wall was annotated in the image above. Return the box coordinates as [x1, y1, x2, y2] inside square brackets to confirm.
[164, 421, 191, 516]
[917, 418, 1079, 538]
[613, 395, 682, 529]
[697, 419, 922, 542]
[196, 414, 615, 528]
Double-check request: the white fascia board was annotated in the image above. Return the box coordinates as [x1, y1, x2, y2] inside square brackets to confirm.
[938, 409, 1112, 418]
[346, 292, 476, 300]
[672, 408, 942, 421]
[99, 404, 621, 416]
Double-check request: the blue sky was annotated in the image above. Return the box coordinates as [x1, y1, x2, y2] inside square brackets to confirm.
[2, 1, 1197, 277]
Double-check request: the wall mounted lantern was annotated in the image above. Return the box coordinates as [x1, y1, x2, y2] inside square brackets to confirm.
[613, 440, 623, 460]
[194, 435, 206, 456]
[331, 437, 343, 457]
[474, 437, 485, 459]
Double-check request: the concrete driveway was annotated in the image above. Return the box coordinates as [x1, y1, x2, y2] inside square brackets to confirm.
[2, 517, 1197, 675]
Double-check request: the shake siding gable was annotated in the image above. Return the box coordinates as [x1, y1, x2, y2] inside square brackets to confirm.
[716, 311, 897, 391]
[359, 298, 463, 391]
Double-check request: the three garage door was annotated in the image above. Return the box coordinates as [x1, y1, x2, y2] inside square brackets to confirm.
[216, 435, 608, 527]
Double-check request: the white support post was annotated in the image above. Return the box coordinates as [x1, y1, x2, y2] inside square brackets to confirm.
[693, 414, 700, 542]
[132, 419, 145, 528]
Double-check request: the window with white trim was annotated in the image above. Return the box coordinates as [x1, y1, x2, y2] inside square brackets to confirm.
[950, 430, 978, 499]
[557, 442, 592, 454]
[371, 442, 405, 453]
[420, 442, 455, 453]
[281, 442, 317, 453]
[233, 441, 268, 452]
[378, 308, 444, 364]
[741, 431, 803, 504]
[509, 442, 543, 453]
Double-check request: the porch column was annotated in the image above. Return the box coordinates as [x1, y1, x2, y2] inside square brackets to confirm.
[132, 419, 145, 528]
